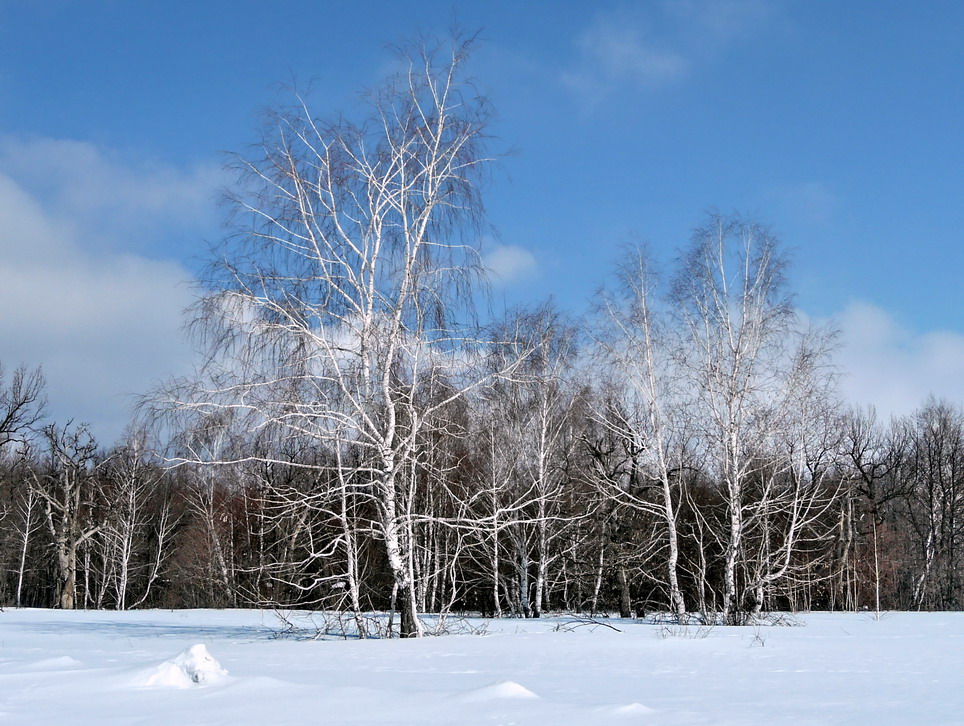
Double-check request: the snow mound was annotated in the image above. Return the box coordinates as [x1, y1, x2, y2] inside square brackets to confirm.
[460, 680, 539, 702]
[612, 702, 656, 715]
[141, 644, 228, 688]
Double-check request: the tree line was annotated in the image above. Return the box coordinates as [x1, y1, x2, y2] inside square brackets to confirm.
[1, 38, 960, 634]
[1, 359, 961, 630]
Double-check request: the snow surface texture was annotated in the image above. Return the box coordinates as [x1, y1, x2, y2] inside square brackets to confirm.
[0, 609, 962, 724]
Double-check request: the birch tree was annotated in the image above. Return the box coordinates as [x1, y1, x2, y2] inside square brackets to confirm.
[901, 400, 964, 609]
[507, 310, 581, 618]
[158, 36, 505, 636]
[460, 307, 580, 618]
[10, 466, 42, 607]
[99, 432, 178, 609]
[671, 213, 833, 622]
[594, 247, 689, 618]
[741, 340, 843, 614]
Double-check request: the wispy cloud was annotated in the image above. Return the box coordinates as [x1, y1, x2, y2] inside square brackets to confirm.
[835, 301, 964, 418]
[0, 137, 216, 442]
[562, 0, 774, 105]
[484, 244, 538, 284]
[0, 136, 224, 254]
[767, 181, 839, 227]
[561, 19, 688, 100]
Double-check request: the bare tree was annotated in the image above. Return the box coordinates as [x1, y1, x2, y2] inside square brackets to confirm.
[900, 399, 964, 609]
[741, 335, 843, 614]
[505, 309, 582, 618]
[31, 423, 104, 610]
[11, 464, 42, 608]
[98, 430, 178, 609]
[156, 35, 514, 636]
[0, 364, 47, 607]
[671, 213, 837, 622]
[0, 363, 45, 451]
[593, 246, 689, 618]
[461, 307, 584, 618]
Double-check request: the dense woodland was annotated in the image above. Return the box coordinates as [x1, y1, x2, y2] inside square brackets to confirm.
[2, 39, 962, 635]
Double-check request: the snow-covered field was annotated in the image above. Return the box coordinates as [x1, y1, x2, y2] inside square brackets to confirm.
[1, 609, 962, 725]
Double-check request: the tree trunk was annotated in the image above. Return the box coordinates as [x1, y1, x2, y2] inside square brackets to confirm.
[58, 542, 77, 610]
[617, 565, 632, 618]
[722, 488, 743, 623]
[662, 479, 686, 619]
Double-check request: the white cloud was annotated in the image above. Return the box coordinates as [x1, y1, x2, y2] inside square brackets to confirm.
[668, 0, 773, 49]
[562, 0, 773, 104]
[561, 19, 688, 100]
[0, 137, 215, 443]
[835, 301, 964, 418]
[484, 244, 538, 284]
[0, 135, 224, 254]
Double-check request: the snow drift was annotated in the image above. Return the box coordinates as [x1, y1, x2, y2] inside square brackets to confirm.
[459, 680, 540, 701]
[140, 644, 228, 688]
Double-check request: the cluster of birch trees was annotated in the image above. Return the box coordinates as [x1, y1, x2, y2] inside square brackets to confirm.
[2, 362, 961, 625]
[1, 38, 962, 633]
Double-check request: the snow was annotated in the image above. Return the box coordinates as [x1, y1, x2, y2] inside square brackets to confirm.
[1, 609, 962, 724]
[459, 680, 540, 701]
[140, 644, 228, 688]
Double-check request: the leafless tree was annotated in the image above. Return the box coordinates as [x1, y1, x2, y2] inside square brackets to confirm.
[30, 423, 105, 609]
[97, 430, 178, 609]
[593, 246, 689, 618]
[503, 309, 582, 618]
[457, 307, 582, 618]
[838, 407, 909, 610]
[0, 363, 45, 451]
[671, 213, 839, 622]
[900, 399, 964, 609]
[741, 335, 843, 614]
[155, 35, 519, 636]
[10, 464, 42, 608]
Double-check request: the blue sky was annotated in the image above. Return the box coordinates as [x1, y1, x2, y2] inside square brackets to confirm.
[1, 0, 962, 441]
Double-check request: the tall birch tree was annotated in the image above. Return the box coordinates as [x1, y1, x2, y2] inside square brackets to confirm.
[594, 247, 689, 618]
[672, 213, 815, 622]
[158, 36, 502, 637]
